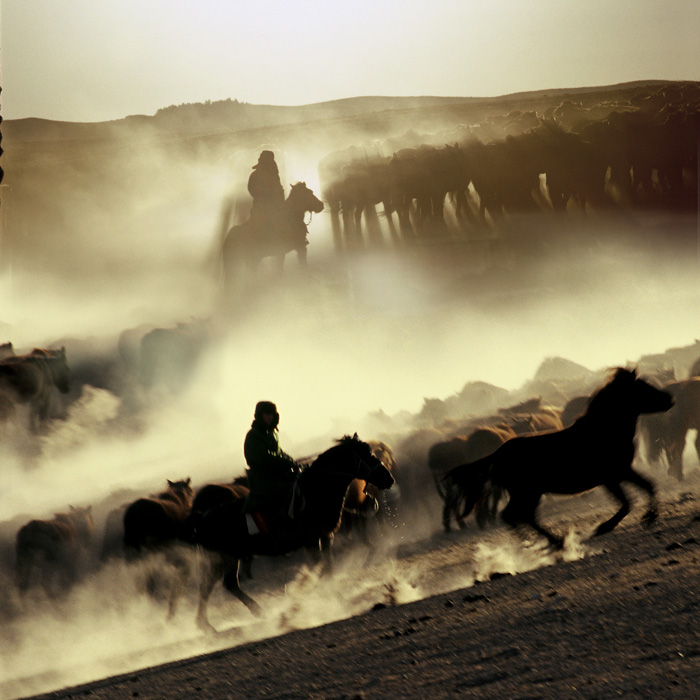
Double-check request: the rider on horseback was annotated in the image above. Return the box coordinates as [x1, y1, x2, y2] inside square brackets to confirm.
[247, 151, 285, 241]
[243, 401, 302, 543]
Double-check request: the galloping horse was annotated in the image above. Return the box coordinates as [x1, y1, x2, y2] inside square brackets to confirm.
[432, 424, 517, 532]
[122, 478, 195, 617]
[341, 440, 400, 549]
[445, 368, 674, 548]
[222, 181, 324, 285]
[122, 478, 194, 553]
[0, 347, 71, 433]
[15, 505, 94, 597]
[182, 435, 395, 630]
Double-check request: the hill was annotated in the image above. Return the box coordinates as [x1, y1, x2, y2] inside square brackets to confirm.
[1, 80, 682, 144]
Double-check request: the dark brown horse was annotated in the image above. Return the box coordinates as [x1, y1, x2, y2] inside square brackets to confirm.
[182, 435, 395, 630]
[432, 424, 517, 532]
[15, 505, 94, 597]
[122, 478, 195, 616]
[188, 477, 254, 579]
[340, 440, 399, 549]
[0, 347, 71, 433]
[445, 368, 674, 548]
[122, 478, 195, 552]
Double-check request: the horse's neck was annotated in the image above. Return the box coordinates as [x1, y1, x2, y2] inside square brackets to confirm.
[299, 455, 356, 525]
[284, 194, 307, 221]
[578, 405, 640, 438]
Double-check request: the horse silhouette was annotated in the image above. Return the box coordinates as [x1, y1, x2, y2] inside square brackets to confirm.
[0, 342, 14, 360]
[340, 440, 400, 550]
[639, 378, 700, 481]
[445, 368, 674, 548]
[181, 435, 395, 630]
[0, 347, 71, 433]
[15, 505, 94, 597]
[122, 478, 195, 617]
[123, 478, 194, 553]
[432, 424, 517, 532]
[138, 318, 210, 394]
[222, 181, 323, 286]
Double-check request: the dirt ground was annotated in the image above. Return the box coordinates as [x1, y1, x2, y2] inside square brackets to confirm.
[13, 471, 700, 700]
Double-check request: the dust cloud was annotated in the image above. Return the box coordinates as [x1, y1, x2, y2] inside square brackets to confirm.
[1, 127, 699, 698]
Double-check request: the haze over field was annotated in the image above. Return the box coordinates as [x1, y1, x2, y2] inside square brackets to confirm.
[1, 2, 699, 697]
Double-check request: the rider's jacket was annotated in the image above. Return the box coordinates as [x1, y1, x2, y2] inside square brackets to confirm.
[243, 419, 297, 514]
[248, 164, 284, 221]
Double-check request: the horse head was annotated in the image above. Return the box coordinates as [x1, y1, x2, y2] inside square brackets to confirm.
[166, 477, 195, 506]
[288, 182, 324, 216]
[587, 367, 674, 422]
[339, 434, 395, 491]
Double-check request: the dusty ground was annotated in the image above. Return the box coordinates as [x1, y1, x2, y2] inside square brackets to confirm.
[11, 471, 700, 700]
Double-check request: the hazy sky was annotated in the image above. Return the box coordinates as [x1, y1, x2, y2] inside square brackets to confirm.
[1, 0, 699, 123]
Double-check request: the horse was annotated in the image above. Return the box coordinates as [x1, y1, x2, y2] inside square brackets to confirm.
[444, 368, 674, 548]
[138, 318, 211, 394]
[638, 378, 700, 481]
[0, 341, 14, 360]
[122, 478, 195, 617]
[431, 424, 517, 532]
[188, 477, 254, 579]
[182, 434, 395, 630]
[0, 347, 71, 433]
[15, 505, 94, 598]
[123, 478, 195, 553]
[222, 181, 323, 285]
[340, 440, 400, 551]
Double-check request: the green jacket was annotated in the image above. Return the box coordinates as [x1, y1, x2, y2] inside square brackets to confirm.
[243, 421, 297, 514]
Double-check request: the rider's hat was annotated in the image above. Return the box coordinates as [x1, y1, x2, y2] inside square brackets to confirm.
[253, 150, 275, 169]
[255, 400, 278, 419]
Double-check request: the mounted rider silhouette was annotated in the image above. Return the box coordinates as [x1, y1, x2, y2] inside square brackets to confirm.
[247, 151, 285, 242]
[242, 401, 304, 550]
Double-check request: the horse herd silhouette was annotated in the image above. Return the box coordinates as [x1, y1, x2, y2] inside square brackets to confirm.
[9, 345, 700, 632]
[212, 85, 699, 287]
[318, 88, 699, 250]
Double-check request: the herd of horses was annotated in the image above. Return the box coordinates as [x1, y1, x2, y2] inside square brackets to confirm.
[0, 346, 71, 435]
[13, 434, 395, 630]
[212, 85, 699, 287]
[318, 86, 699, 249]
[9, 346, 700, 632]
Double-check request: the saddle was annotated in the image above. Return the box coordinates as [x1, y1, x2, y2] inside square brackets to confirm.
[244, 478, 305, 537]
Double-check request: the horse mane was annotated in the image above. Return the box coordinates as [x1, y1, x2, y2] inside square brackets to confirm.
[335, 433, 364, 447]
[584, 367, 637, 417]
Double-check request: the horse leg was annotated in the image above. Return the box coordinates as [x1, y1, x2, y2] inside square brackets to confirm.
[666, 430, 687, 481]
[318, 533, 334, 575]
[166, 548, 192, 620]
[502, 492, 562, 548]
[441, 482, 462, 532]
[624, 469, 659, 526]
[195, 552, 227, 631]
[594, 481, 633, 537]
[221, 560, 263, 617]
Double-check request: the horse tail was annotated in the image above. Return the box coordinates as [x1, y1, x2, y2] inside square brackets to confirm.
[443, 455, 494, 526]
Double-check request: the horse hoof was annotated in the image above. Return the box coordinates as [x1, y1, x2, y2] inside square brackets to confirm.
[642, 510, 658, 527]
[197, 619, 217, 635]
